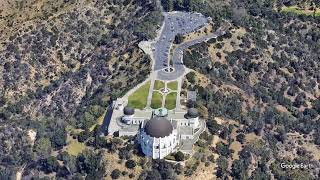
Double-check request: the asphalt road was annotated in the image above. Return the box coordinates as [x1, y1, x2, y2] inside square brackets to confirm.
[157, 31, 225, 81]
[99, 101, 115, 136]
[152, 11, 225, 81]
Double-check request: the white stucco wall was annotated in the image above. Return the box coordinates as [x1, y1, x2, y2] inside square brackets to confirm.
[175, 117, 199, 128]
[138, 129, 178, 159]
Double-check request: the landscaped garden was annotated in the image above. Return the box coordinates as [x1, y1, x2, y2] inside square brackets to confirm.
[154, 80, 165, 90]
[167, 81, 178, 90]
[165, 92, 177, 110]
[128, 81, 150, 109]
[151, 91, 163, 109]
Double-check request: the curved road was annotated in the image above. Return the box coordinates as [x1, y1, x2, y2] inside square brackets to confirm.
[157, 31, 225, 81]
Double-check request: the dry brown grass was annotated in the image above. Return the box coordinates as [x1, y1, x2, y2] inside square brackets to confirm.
[195, 71, 211, 87]
[207, 27, 246, 65]
[103, 149, 144, 180]
[245, 133, 261, 143]
[0, 0, 90, 42]
[183, 24, 213, 41]
[230, 141, 242, 160]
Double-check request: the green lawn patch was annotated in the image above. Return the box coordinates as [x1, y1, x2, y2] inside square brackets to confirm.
[167, 81, 178, 91]
[154, 80, 165, 90]
[281, 6, 320, 17]
[128, 81, 150, 109]
[165, 92, 177, 110]
[66, 139, 85, 156]
[151, 91, 163, 109]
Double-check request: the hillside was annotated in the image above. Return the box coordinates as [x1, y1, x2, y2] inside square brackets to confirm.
[180, 0, 320, 179]
[0, 0, 162, 178]
[1, 0, 320, 179]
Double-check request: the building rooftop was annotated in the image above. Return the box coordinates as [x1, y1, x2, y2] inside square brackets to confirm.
[187, 91, 197, 101]
[180, 139, 193, 153]
[124, 106, 134, 115]
[167, 111, 186, 120]
[186, 108, 199, 118]
[153, 108, 168, 117]
[144, 117, 173, 138]
[120, 124, 140, 133]
[179, 126, 193, 135]
[133, 109, 152, 119]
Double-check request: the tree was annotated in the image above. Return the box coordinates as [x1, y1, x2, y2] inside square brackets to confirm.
[0, 167, 14, 180]
[303, 108, 318, 119]
[125, 159, 136, 169]
[77, 129, 90, 142]
[63, 154, 78, 174]
[111, 169, 121, 179]
[231, 160, 248, 179]
[313, 99, 320, 114]
[161, 0, 174, 11]
[34, 137, 52, 158]
[82, 112, 96, 129]
[174, 151, 184, 161]
[51, 128, 67, 149]
[174, 0, 185, 10]
[207, 119, 221, 135]
[186, 72, 196, 84]
[145, 170, 162, 180]
[77, 150, 105, 178]
[236, 133, 246, 144]
[216, 156, 228, 178]
[174, 34, 184, 44]
[216, 142, 231, 157]
[40, 156, 60, 173]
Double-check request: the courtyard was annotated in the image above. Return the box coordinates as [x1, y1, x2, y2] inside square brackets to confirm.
[128, 79, 179, 110]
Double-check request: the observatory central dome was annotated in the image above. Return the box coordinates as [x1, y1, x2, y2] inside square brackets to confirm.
[144, 117, 173, 138]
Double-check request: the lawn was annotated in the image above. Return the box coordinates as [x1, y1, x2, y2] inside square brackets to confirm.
[154, 80, 165, 90]
[167, 81, 178, 91]
[66, 138, 86, 156]
[165, 92, 177, 110]
[128, 81, 150, 109]
[151, 91, 163, 109]
[281, 6, 320, 17]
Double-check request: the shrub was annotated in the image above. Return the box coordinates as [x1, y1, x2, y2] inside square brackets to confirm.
[186, 72, 196, 84]
[111, 169, 121, 179]
[236, 133, 246, 144]
[129, 173, 135, 179]
[174, 151, 185, 161]
[125, 159, 136, 169]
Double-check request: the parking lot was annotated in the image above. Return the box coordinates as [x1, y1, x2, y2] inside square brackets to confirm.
[152, 12, 208, 71]
[151, 11, 225, 81]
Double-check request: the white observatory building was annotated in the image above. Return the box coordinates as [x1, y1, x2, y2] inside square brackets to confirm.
[138, 116, 178, 159]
